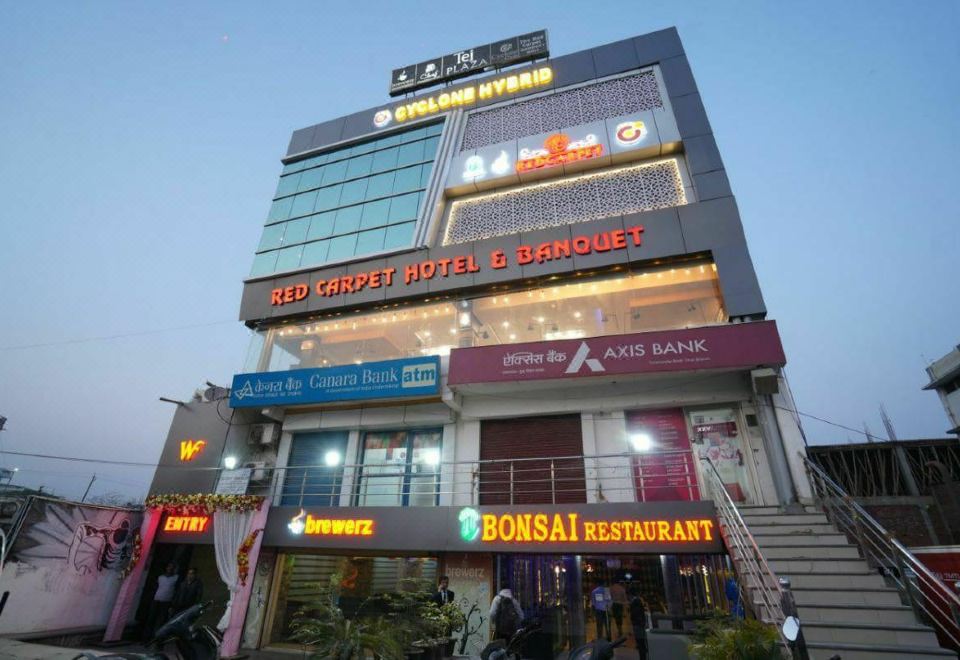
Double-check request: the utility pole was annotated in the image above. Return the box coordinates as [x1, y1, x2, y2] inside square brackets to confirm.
[81, 474, 96, 503]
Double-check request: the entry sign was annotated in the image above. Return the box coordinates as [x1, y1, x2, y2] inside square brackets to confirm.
[230, 356, 441, 408]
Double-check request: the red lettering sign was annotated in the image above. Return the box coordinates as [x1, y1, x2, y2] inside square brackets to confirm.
[516, 133, 605, 173]
[164, 515, 211, 533]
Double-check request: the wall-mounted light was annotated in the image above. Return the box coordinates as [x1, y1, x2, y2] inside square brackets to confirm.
[629, 433, 653, 452]
[423, 448, 441, 467]
[324, 450, 342, 467]
[224, 455, 239, 470]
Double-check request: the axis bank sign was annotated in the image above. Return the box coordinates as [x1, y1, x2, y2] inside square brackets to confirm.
[447, 321, 785, 385]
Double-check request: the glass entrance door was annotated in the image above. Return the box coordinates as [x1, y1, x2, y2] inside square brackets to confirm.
[689, 408, 755, 504]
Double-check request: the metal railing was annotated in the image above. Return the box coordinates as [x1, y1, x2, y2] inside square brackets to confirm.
[802, 453, 960, 650]
[699, 457, 799, 655]
[227, 450, 702, 507]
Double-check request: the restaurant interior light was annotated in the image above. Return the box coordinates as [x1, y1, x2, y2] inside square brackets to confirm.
[629, 433, 653, 452]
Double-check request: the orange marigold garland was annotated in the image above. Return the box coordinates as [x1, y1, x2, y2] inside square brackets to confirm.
[237, 528, 262, 586]
[118, 530, 142, 581]
[145, 493, 263, 515]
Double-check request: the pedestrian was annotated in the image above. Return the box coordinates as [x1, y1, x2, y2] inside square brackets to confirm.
[629, 593, 648, 660]
[432, 575, 456, 606]
[609, 581, 628, 637]
[145, 562, 179, 640]
[590, 581, 613, 640]
[489, 588, 523, 641]
[172, 567, 204, 614]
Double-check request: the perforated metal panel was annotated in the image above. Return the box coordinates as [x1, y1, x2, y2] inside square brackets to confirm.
[461, 71, 663, 151]
[444, 159, 686, 245]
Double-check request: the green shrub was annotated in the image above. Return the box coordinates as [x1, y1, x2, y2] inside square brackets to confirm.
[688, 615, 783, 660]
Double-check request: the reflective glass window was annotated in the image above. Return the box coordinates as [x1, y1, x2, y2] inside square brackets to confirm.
[300, 239, 330, 267]
[361, 198, 391, 229]
[267, 197, 294, 223]
[388, 192, 420, 223]
[297, 167, 324, 192]
[346, 154, 373, 179]
[333, 205, 363, 235]
[396, 141, 424, 167]
[314, 184, 342, 212]
[400, 127, 427, 143]
[275, 245, 303, 272]
[250, 250, 278, 277]
[275, 173, 300, 198]
[420, 164, 433, 188]
[326, 233, 357, 262]
[321, 159, 348, 185]
[339, 178, 368, 206]
[281, 217, 310, 246]
[307, 211, 336, 240]
[365, 171, 395, 200]
[392, 165, 421, 194]
[383, 222, 415, 250]
[426, 123, 444, 137]
[258, 224, 285, 251]
[354, 228, 386, 255]
[289, 191, 318, 218]
[371, 147, 399, 173]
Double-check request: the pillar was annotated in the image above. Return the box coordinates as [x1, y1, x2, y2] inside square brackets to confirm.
[104, 507, 163, 642]
[221, 503, 271, 658]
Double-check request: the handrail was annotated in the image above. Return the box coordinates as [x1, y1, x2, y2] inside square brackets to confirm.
[802, 453, 960, 650]
[699, 457, 794, 652]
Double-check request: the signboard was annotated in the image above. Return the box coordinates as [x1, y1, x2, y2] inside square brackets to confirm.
[628, 409, 700, 502]
[216, 467, 252, 494]
[163, 514, 211, 533]
[263, 501, 723, 554]
[389, 30, 548, 96]
[229, 356, 441, 408]
[268, 224, 645, 307]
[179, 439, 206, 462]
[448, 321, 786, 386]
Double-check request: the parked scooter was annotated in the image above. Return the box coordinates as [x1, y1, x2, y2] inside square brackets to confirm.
[568, 636, 628, 660]
[73, 601, 221, 660]
[481, 618, 543, 660]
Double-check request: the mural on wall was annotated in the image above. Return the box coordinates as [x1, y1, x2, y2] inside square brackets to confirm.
[0, 497, 142, 636]
[445, 553, 492, 656]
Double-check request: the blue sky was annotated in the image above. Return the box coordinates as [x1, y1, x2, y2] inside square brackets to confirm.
[1, 1, 957, 500]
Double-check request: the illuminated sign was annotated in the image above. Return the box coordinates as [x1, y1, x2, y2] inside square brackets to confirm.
[462, 150, 511, 181]
[516, 133, 604, 172]
[462, 509, 715, 544]
[376, 67, 553, 125]
[287, 509, 374, 537]
[269, 224, 643, 306]
[179, 439, 206, 462]
[164, 515, 211, 533]
[615, 120, 648, 146]
[389, 30, 548, 96]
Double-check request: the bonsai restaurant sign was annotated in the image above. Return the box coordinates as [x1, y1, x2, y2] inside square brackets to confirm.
[457, 507, 715, 545]
[269, 224, 645, 306]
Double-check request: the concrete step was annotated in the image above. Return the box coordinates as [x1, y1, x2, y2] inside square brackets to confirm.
[805, 641, 956, 659]
[736, 544, 862, 560]
[741, 512, 829, 526]
[789, 586, 904, 607]
[780, 571, 888, 590]
[752, 532, 849, 547]
[802, 621, 941, 649]
[798, 602, 920, 626]
[748, 523, 838, 535]
[769, 557, 873, 575]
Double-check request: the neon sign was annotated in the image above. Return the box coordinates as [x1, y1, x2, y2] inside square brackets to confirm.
[461, 509, 715, 544]
[287, 509, 374, 537]
[164, 515, 211, 533]
[615, 120, 648, 146]
[179, 439, 206, 462]
[516, 133, 603, 172]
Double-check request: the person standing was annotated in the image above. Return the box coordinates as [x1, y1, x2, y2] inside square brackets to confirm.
[609, 581, 628, 637]
[489, 588, 523, 641]
[145, 563, 179, 639]
[590, 582, 613, 640]
[432, 575, 456, 606]
[172, 567, 204, 614]
[629, 594, 648, 660]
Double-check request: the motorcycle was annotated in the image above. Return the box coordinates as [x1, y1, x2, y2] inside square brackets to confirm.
[73, 601, 221, 660]
[568, 636, 628, 660]
[481, 618, 543, 660]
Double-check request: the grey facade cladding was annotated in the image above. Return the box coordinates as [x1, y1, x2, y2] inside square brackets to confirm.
[246, 27, 764, 325]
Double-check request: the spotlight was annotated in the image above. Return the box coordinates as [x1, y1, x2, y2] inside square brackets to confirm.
[629, 433, 653, 452]
[224, 456, 239, 470]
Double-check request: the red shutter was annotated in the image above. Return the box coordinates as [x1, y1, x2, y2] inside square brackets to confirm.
[479, 415, 586, 504]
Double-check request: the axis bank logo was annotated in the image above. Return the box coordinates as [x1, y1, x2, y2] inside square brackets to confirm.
[565, 342, 605, 374]
[564, 339, 710, 374]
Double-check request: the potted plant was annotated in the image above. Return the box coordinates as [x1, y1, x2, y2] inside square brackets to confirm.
[438, 602, 467, 657]
[688, 613, 782, 660]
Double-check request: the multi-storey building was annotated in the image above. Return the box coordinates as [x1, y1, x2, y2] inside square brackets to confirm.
[925, 344, 960, 437]
[121, 28, 818, 656]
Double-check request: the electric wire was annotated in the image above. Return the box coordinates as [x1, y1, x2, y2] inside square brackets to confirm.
[0, 319, 237, 351]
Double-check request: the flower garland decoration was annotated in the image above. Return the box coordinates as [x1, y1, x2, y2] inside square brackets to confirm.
[237, 528, 262, 586]
[145, 493, 263, 515]
[118, 530, 142, 581]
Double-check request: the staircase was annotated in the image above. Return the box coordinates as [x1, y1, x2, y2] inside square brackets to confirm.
[739, 504, 954, 659]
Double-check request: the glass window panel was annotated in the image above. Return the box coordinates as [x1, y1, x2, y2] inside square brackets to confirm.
[354, 228, 386, 256]
[396, 141, 424, 167]
[333, 205, 363, 235]
[409, 431, 442, 506]
[420, 163, 433, 188]
[321, 159, 348, 185]
[307, 211, 336, 240]
[361, 198, 392, 229]
[257, 224, 285, 252]
[383, 222, 415, 250]
[281, 162, 300, 175]
[349, 140, 377, 157]
[426, 122, 444, 137]
[339, 178, 368, 206]
[281, 432, 349, 507]
[249, 250, 278, 277]
[314, 184, 342, 212]
[422, 135, 440, 158]
[275, 173, 301, 198]
[289, 191, 318, 218]
[358, 432, 407, 507]
[281, 217, 310, 246]
[300, 239, 330, 267]
[297, 167, 325, 192]
[392, 165, 422, 194]
[399, 127, 427, 143]
[376, 134, 402, 149]
[275, 245, 304, 272]
[371, 147, 399, 173]
[267, 196, 294, 223]
[303, 152, 329, 168]
[326, 233, 358, 262]
[388, 192, 420, 223]
[365, 171, 395, 200]
[345, 154, 373, 179]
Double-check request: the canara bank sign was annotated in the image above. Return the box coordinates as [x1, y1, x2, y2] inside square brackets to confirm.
[457, 508, 715, 544]
[269, 225, 644, 306]
[374, 67, 553, 127]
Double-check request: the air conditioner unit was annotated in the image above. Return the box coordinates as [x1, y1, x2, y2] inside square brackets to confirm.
[248, 423, 280, 446]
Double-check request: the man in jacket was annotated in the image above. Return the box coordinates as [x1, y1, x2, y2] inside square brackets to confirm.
[172, 567, 204, 614]
[432, 575, 456, 606]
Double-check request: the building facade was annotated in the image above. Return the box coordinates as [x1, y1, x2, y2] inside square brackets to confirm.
[925, 344, 960, 436]
[140, 28, 810, 654]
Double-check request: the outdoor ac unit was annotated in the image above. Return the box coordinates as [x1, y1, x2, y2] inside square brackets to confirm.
[248, 423, 280, 446]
